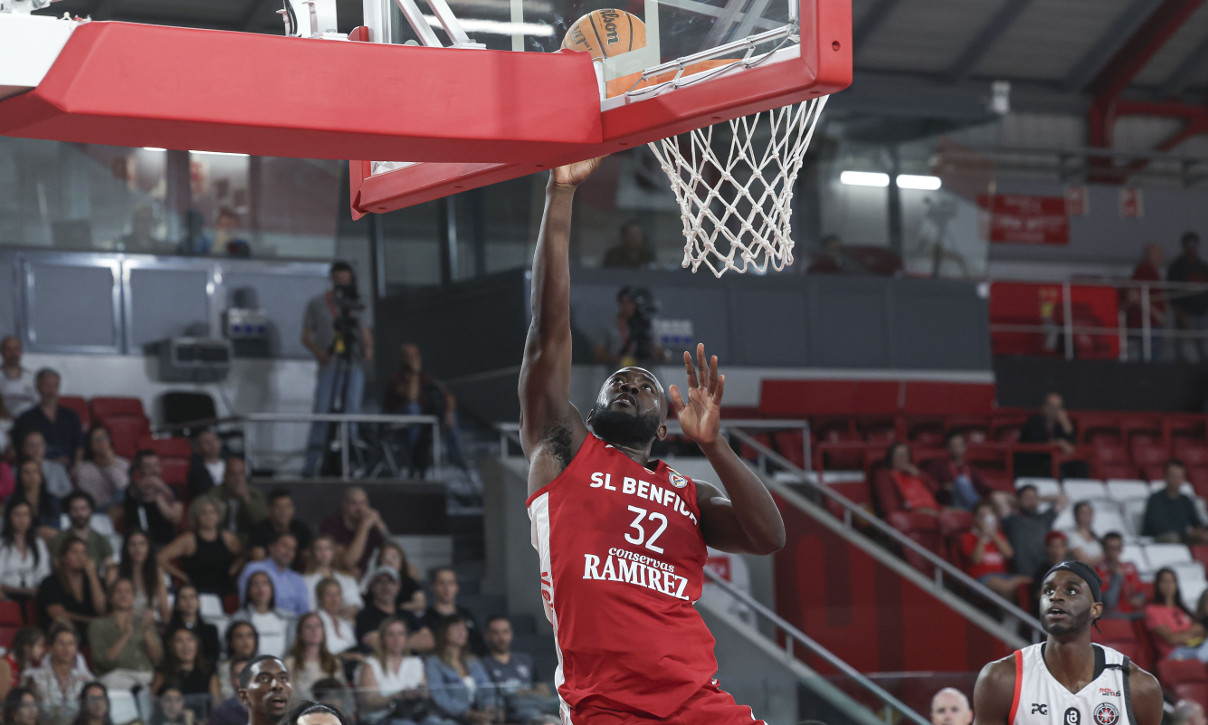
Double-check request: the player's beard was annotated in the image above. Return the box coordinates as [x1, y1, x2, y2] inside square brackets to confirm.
[1043, 606, 1092, 636]
[589, 405, 661, 448]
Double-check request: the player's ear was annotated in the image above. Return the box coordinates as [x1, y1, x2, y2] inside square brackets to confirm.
[1091, 601, 1104, 621]
[655, 422, 668, 441]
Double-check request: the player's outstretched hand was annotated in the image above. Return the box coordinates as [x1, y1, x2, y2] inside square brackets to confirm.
[669, 342, 725, 446]
[551, 157, 604, 188]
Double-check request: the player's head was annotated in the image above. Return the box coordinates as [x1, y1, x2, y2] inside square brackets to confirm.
[929, 687, 972, 725]
[587, 367, 668, 448]
[1038, 561, 1103, 637]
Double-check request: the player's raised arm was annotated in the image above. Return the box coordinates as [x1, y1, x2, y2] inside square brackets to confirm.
[671, 343, 785, 555]
[518, 159, 601, 461]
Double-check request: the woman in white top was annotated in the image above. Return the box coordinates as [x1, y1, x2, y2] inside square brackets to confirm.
[282, 613, 342, 701]
[228, 571, 294, 659]
[303, 534, 362, 617]
[1065, 501, 1104, 567]
[0, 500, 52, 602]
[314, 577, 359, 658]
[357, 617, 450, 725]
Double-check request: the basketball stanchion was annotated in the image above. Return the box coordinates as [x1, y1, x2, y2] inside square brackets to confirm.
[648, 95, 829, 277]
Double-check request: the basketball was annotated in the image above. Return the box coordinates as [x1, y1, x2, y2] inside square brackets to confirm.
[560, 9, 647, 60]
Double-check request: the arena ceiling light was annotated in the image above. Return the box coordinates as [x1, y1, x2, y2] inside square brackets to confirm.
[839, 171, 890, 187]
[896, 174, 942, 190]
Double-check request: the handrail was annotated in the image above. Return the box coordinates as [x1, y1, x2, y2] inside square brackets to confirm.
[703, 568, 930, 725]
[725, 427, 1046, 637]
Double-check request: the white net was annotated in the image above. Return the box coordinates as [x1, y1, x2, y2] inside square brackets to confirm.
[647, 95, 828, 277]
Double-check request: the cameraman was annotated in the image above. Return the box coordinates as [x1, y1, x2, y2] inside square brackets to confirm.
[301, 261, 375, 477]
[592, 285, 669, 370]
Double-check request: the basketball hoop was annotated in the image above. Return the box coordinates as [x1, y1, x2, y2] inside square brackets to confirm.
[648, 95, 828, 277]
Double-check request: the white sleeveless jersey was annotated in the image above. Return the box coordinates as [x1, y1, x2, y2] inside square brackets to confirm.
[1010, 643, 1136, 725]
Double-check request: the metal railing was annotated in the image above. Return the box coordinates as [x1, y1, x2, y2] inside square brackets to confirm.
[703, 568, 930, 725]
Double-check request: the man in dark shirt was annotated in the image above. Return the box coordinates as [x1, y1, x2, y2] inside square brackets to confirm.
[209, 656, 250, 725]
[248, 489, 312, 570]
[354, 566, 427, 652]
[1015, 392, 1089, 479]
[1167, 231, 1208, 362]
[481, 615, 558, 723]
[186, 428, 226, 500]
[421, 566, 485, 656]
[1143, 459, 1208, 544]
[319, 486, 387, 577]
[1001, 484, 1067, 577]
[123, 450, 184, 547]
[11, 368, 82, 467]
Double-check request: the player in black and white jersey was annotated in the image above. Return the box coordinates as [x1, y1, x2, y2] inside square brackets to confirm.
[972, 561, 1162, 725]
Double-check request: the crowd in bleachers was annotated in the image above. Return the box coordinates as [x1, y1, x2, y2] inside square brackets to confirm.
[0, 344, 558, 725]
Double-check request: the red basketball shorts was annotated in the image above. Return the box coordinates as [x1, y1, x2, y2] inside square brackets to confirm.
[564, 680, 764, 725]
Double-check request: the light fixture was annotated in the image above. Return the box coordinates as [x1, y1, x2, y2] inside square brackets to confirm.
[421, 15, 554, 36]
[141, 147, 167, 152]
[896, 174, 942, 190]
[840, 171, 890, 187]
[190, 150, 250, 158]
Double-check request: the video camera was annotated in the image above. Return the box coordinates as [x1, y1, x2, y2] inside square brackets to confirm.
[619, 285, 659, 363]
[330, 281, 365, 360]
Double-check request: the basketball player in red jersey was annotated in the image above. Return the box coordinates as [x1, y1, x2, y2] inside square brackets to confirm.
[519, 157, 785, 725]
[972, 561, 1162, 725]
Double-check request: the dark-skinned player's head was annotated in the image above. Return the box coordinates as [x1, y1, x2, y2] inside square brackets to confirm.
[1038, 561, 1103, 637]
[587, 367, 668, 448]
[239, 655, 293, 724]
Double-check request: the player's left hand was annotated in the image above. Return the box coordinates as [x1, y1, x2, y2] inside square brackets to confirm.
[669, 342, 724, 445]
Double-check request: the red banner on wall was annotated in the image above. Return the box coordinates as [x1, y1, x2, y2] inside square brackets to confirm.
[978, 194, 1070, 245]
[989, 282, 1119, 358]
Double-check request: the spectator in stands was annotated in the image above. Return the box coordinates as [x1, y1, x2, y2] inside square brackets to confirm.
[314, 578, 358, 658]
[4, 687, 40, 725]
[1173, 699, 1207, 725]
[422, 568, 485, 657]
[159, 497, 242, 597]
[425, 614, 496, 724]
[23, 430, 72, 498]
[6, 459, 62, 541]
[88, 578, 162, 692]
[601, 221, 655, 269]
[37, 536, 107, 640]
[1142, 459, 1208, 544]
[201, 456, 266, 542]
[237, 532, 310, 617]
[1015, 392, 1089, 479]
[282, 614, 342, 702]
[925, 432, 990, 511]
[150, 629, 221, 716]
[74, 426, 130, 511]
[882, 443, 943, 516]
[186, 429, 225, 500]
[301, 261, 375, 478]
[125, 450, 184, 547]
[383, 342, 466, 474]
[1002, 484, 1067, 578]
[53, 492, 113, 575]
[12, 368, 82, 468]
[237, 656, 294, 725]
[320, 487, 388, 577]
[356, 617, 444, 725]
[481, 615, 558, 724]
[0, 500, 52, 604]
[248, 489, 312, 570]
[23, 622, 95, 725]
[961, 501, 1031, 599]
[1096, 533, 1147, 619]
[1125, 242, 1168, 360]
[217, 623, 259, 703]
[357, 566, 429, 653]
[592, 286, 668, 372]
[150, 685, 193, 725]
[0, 336, 37, 419]
[928, 687, 972, 725]
[1167, 230, 1208, 362]
[164, 584, 220, 666]
[1062, 501, 1104, 567]
[231, 571, 295, 659]
[208, 656, 249, 725]
[364, 541, 425, 615]
[71, 681, 113, 725]
[303, 534, 362, 617]
[0, 628, 45, 702]
[106, 529, 171, 623]
[1029, 531, 1069, 604]
[1144, 567, 1208, 661]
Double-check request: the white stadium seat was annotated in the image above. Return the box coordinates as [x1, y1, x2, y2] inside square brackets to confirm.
[1062, 479, 1108, 502]
[1143, 543, 1193, 570]
[1105, 479, 1150, 502]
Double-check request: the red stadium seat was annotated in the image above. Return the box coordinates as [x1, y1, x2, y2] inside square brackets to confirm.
[1188, 467, 1208, 499]
[1077, 413, 1121, 445]
[938, 509, 973, 563]
[771, 430, 807, 469]
[887, 511, 942, 575]
[104, 416, 153, 459]
[1191, 545, 1208, 571]
[91, 396, 147, 420]
[861, 420, 899, 445]
[1130, 441, 1169, 470]
[161, 458, 189, 486]
[992, 421, 1022, 443]
[59, 395, 91, 431]
[946, 416, 991, 443]
[0, 600, 23, 626]
[1157, 660, 1208, 705]
[906, 419, 945, 446]
[1173, 440, 1208, 467]
[0, 626, 16, 650]
[146, 436, 193, 461]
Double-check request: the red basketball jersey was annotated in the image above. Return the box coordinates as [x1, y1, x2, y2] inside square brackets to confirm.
[527, 433, 718, 719]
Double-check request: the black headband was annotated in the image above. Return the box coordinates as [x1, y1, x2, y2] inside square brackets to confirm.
[1043, 560, 1103, 603]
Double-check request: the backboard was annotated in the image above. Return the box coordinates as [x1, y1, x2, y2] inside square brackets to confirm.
[351, 0, 851, 216]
